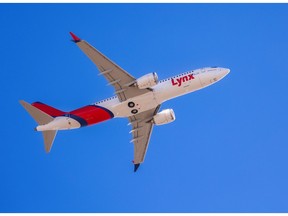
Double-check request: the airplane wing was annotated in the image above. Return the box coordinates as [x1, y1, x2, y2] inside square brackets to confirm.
[129, 105, 161, 172]
[70, 32, 150, 102]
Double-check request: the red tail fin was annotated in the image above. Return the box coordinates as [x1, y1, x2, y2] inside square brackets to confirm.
[32, 102, 65, 117]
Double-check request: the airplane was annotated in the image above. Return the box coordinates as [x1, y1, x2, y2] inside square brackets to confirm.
[20, 32, 230, 172]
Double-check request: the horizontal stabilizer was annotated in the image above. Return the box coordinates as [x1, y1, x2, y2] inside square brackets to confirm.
[19, 100, 53, 125]
[20, 100, 57, 153]
[43, 130, 57, 153]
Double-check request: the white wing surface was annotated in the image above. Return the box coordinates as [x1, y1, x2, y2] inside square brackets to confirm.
[129, 105, 161, 172]
[70, 32, 150, 102]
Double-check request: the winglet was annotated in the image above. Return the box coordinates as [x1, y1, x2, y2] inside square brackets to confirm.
[134, 164, 140, 172]
[69, 32, 81, 43]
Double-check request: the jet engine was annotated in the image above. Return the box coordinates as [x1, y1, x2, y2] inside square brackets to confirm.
[153, 109, 176, 126]
[136, 72, 158, 89]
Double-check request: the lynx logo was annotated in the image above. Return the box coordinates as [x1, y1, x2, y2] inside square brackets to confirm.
[171, 74, 194, 87]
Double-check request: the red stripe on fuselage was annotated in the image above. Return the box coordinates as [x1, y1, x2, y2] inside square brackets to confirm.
[32, 102, 65, 117]
[70, 105, 113, 126]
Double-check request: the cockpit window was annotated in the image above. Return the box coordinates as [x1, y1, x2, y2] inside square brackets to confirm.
[211, 66, 218, 68]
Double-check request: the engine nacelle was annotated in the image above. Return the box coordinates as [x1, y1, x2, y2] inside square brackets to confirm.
[136, 72, 158, 89]
[153, 109, 176, 126]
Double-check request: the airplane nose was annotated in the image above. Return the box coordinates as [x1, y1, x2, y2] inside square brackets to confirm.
[200, 67, 230, 87]
[225, 68, 230, 74]
[218, 68, 230, 78]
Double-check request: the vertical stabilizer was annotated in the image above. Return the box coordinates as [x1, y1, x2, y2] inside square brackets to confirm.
[19, 100, 58, 153]
[43, 130, 57, 153]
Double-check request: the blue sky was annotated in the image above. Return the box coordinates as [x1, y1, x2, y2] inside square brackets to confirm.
[1, 3, 288, 212]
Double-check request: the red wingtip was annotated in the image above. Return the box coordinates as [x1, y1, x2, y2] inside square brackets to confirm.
[69, 32, 81, 42]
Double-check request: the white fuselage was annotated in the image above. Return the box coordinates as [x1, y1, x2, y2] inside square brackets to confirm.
[35, 67, 230, 132]
[96, 67, 230, 118]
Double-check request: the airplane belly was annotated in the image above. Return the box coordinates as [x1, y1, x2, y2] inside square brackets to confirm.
[111, 92, 159, 117]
